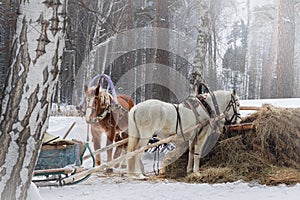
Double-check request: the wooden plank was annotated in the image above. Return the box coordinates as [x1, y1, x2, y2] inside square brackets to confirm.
[35, 143, 81, 170]
[34, 167, 75, 176]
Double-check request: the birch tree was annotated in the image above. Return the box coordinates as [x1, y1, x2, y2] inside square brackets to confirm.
[191, 0, 210, 95]
[153, 0, 170, 102]
[0, 0, 66, 199]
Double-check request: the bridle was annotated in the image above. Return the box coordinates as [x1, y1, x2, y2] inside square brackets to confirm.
[224, 94, 241, 125]
[85, 89, 112, 122]
[85, 96, 99, 123]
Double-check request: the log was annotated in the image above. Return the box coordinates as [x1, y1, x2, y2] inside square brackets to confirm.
[225, 123, 255, 132]
[240, 106, 261, 111]
[83, 138, 128, 161]
[63, 118, 214, 185]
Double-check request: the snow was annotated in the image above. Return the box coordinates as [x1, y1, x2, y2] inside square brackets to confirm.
[39, 177, 300, 200]
[37, 98, 300, 200]
[27, 182, 43, 200]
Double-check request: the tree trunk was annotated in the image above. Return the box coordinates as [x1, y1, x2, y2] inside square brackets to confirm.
[154, 0, 170, 102]
[0, 0, 19, 94]
[261, 21, 277, 99]
[0, 0, 66, 199]
[276, 0, 295, 98]
[191, 0, 210, 95]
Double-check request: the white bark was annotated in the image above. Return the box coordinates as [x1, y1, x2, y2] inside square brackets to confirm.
[0, 0, 66, 199]
[191, 0, 210, 95]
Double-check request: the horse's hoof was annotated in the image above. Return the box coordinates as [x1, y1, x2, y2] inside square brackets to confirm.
[96, 160, 101, 166]
[128, 173, 148, 180]
[113, 164, 120, 169]
[121, 164, 127, 169]
[105, 168, 113, 173]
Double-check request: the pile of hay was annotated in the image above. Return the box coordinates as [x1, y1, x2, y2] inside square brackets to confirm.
[183, 105, 300, 185]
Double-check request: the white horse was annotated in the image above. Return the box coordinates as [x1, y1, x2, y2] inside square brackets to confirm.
[127, 90, 240, 178]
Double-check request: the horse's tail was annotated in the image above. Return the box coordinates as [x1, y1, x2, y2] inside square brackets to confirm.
[127, 108, 140, 153]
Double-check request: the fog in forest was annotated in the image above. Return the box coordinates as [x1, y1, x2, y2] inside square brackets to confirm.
[1, 0, 299, 104]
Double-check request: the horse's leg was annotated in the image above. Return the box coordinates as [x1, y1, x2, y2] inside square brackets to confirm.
[106, 127, 114, 163]
[113, 132, 123, 168]
[161, 135, 189, 174]
[193, 125, 210, 172]
[127, 128, 149, 178]
[187, 140, 195, 174]
[91, 126, 102, 166]
[127, 109, 140, 176]
[118, 131, 129, 168]
[127, 134, 138, 174]
[132, 137, 148, 174]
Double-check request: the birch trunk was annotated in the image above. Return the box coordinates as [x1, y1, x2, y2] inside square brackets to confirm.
[191, 0, 210, 95]
[0, 0, 66, 199]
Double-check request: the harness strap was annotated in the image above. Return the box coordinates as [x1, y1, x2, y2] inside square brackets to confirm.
[184, 97, 215, 156]
[173, 104, 186, 142]
[184, 98, 211, 138]
[183, 99, 201, 123]
[198, 83, 220, 116]
[198, 97, 215, 118]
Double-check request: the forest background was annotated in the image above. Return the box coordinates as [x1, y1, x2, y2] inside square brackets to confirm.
[1, 0, 300, 106]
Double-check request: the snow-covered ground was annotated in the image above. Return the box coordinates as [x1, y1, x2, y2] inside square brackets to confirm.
[37, 98, 300, 200]
[39, 176, 300, 200]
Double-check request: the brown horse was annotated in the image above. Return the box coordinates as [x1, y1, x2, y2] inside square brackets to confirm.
[84, 85, 134, 166]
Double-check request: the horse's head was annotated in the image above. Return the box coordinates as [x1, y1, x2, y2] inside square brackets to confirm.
[203, 90, 241, 125]
[84, 85, 112, 124]
[97, 88, 111, 108]
[96, 87, 112, 119]
[84, 85, 98, 123]
[223, 90, 241, 125]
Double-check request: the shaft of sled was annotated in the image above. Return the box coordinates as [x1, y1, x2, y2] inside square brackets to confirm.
[83, 138, 128, 161]
[63, 121, 76, 139]
[63, 119, 211, 185]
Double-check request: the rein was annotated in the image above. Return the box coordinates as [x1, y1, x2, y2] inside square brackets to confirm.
[198, 83, 220, 116]
[173, 104, 186, 141]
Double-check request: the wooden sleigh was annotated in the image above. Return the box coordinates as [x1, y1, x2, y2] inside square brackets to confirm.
[32, 122, 95, 187]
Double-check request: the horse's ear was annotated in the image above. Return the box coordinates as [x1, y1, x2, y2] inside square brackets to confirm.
[84, 85, 88, 92]
[233, 89, 236, 96]
[95, 85, 100, 96]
